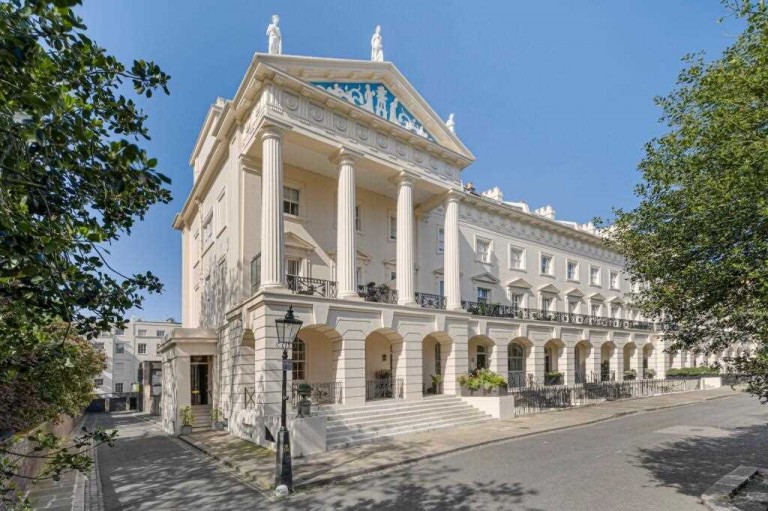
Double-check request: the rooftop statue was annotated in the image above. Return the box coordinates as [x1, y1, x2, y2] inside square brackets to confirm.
[371, 25, 383, 62]
[267, 15, 282, 55]
[446, 113, 456, 133]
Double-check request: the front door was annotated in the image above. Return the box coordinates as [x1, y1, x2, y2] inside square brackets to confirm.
[190, 357, 208, 405]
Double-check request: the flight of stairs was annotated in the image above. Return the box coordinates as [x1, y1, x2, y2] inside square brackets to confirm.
[316, 395, 495, 450]
[190, 405, 212, 432]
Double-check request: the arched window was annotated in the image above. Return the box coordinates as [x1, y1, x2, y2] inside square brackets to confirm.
[292, 339, 306, 380]
[476, 345, 487, 370]
[508, 343, 524, 373]
[434, 342, 442, 375]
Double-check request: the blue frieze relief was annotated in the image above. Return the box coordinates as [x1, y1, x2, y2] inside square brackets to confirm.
[311, 81, 434, 142]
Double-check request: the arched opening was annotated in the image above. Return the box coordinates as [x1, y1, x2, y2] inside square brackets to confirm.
[507, 337, 532, 388]
[293, 324, 343, 405]
[468, 335, 495, 373]
[574, 340, 591, 383]
[365, 328, 404, 401]
[423, 331, 455, 395]
[623, 342, 637, 379]
[601, 342, 616, 381]
[544, 339, 565, 385]
[642, 344, 654, 378]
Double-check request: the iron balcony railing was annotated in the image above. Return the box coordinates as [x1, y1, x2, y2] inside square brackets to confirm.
[415, 292, 446, 309]
[357, 284, 398, 304]
[508, 371, 535, 388]
[291, 380, 343, 408]
[457, 301, 656, 332]
[286, 275, 337, 298]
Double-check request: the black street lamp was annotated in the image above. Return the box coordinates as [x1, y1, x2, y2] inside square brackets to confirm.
[274, 305, 303, 493]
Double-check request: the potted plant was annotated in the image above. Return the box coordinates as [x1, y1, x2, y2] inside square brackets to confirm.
[623, 369, 637, 381]
[459, 369, 508, 396]
[180, 406, 194, 435]
[544, 371, 564, 385]
[211, 407, 225, 431]
[643, 368, 656, 379]
[431, 374, 443, 394]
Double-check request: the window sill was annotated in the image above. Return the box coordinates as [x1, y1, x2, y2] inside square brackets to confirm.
[475, 258, 491, 264]
[284, 213, 308, 224]
[589, 283, 602, 288]
[566, 278, 580, 283]
[539, 273, 555, 278]
[508, 267, 527, 272]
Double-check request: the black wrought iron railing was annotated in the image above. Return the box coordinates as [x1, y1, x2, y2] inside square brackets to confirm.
[365, 377, 404, 400]
[291, 381, 343, 408]
[286, 275, 337, 298]
[507, 371, 534, 388]
[358, 285, 398, 304]
[415, 292, 445, 309]
[455, 302, 656, 332]
[511, 378, 700, 416]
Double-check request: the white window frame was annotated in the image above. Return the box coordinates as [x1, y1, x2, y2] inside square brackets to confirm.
[355, 203, 363, 232]
[286, 257, 303, 277]
[566, 259, 579, 282]
[137, 329, 147, 337]
[475, 236, 492, 264]
[508, 290, 524, 310]
[283, 183, 303, 218]
[590, 301, 602, 317]
[202, 211, 213, 250]
[115, 383, 123, 393]
[589, 265, 602, 286]
[94, 378, 104, 387]
[388, 212, 397, 241]
[609, 270, 620, 290]
[567, 298, 580, 314]
[138, 343, 147, 355]
[477, 287, 491, 303]
[539, 252, 554, 276]
[508, 245, 526, 271]
[436, 227, 445, 255]
[541, 295, 554, 312]
[115, 343, 125, 354]
[216, 188, 226, 236]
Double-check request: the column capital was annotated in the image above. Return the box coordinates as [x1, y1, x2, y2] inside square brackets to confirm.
[444, 188, 464, 205]
[390, 169, 418, 187]
[255, 117, 292, 142]
[330, 147, 364, 167]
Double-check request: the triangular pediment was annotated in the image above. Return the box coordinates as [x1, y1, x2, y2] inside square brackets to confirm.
[589, 292, 606, 302]
[433, 267, 463, 278]
[607, 296, 623, 304]
[564, 288, 585, 298]
[506, 278, 532, 289]
[285, 232, 315, 252]
[328, 248, 372, 263]
[471, 272, 500, 285]
[251, 54, 474, 161]
[538, 283, 561, 294]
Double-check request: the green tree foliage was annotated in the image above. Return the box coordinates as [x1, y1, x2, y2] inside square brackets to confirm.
[0, 0, 171, 505]
[605, 1, 768, 401]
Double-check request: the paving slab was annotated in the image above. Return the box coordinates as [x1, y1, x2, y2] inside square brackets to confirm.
[182, 385, 741, 491]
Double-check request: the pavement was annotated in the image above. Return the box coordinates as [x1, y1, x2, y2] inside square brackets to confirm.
[24, 385, 766, 510]
[183, 385, 743, 492]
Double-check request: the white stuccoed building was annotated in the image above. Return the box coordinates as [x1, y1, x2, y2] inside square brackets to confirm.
[158, 21, 707, 446]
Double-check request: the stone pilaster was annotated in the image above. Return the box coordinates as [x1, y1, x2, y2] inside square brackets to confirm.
[444, 191, 463, 311]
[333, 149, 361, 300]
[258, 125, 285, 290]
[396, 172, 416, 306]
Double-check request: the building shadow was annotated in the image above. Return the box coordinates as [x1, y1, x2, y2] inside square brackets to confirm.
[630, 422, 768, 498]
[286, 461, 538, 511]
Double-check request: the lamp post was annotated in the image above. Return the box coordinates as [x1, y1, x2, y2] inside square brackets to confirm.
[274, 305, 303, 493]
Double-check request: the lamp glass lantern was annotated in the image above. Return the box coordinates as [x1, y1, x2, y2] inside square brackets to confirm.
[275, 305, 302, 349]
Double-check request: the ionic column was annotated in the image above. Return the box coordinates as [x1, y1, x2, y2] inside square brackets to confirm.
[444, 191, 463, 311]
[333, 149, 361, 299]
[259, 125, 285, 290]
[396, 172, 416, 306]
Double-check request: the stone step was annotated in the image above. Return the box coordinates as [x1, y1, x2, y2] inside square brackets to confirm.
[326, 408, 486, 438]
[316, 397, 464, 420]
[312, 395, 458, 416]
[326, 404, 479, 431]
[327, 416, 493, 450]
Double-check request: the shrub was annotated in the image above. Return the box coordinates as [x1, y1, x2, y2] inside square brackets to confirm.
[666, 366, 720, 377]
[181, 406, 194, 427]
[459, 369, 507, 391]
[623, 369, 637, 380]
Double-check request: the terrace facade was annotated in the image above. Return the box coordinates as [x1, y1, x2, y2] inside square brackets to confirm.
[160, 38, 675, 439]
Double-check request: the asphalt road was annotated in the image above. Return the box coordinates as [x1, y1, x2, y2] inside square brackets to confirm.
[92, 394, 768, 510]
[284, 394, 768, 511]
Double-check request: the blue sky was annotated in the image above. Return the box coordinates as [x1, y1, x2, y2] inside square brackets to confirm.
[76, 1, 741, 321]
